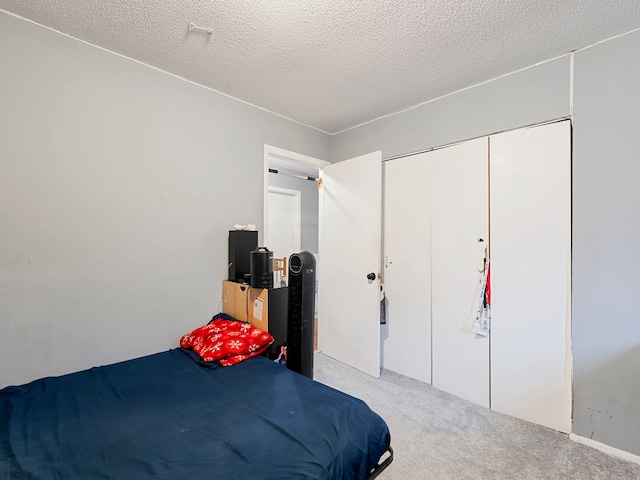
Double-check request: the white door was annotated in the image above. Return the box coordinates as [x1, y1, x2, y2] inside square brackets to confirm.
[383, 152, 432, 383]
[431, 138, 490, 408]
[267, 186, 301, 261]
[318, 151, 382, 377]
[490, 120, 572, 432]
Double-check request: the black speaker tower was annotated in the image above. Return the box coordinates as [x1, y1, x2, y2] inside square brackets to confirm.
[228, 231, 258, 282]
[287, 251, 316, 378]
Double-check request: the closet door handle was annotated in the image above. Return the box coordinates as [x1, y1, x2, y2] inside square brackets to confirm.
[366, 273, 376, 281]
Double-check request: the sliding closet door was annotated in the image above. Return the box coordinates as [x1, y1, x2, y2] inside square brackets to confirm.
[490, 121, 571, 432]
[383, 153, 432, 383]
[431, 138, 490, 408]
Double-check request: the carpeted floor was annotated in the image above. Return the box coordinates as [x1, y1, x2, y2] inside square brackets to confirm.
[313, 352, 640, 480]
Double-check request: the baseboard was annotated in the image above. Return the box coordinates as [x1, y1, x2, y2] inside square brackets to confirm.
[569, 433, 640, 465]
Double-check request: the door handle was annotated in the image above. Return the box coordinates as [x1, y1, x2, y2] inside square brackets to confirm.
[367, 273, 376, 281]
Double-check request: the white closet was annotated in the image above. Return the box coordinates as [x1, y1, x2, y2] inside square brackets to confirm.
[430, 138, 489, 408]
[489, 122, 572, 433]
[383, 153, 433, 383]
[383, 120, 571, 432]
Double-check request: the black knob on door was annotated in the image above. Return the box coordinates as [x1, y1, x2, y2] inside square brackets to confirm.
[367, 273, 376, 281]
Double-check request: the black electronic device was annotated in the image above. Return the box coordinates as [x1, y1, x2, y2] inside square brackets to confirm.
[250, 247, 274, 289]
[287, 251, 316, 379]
[228, 231, 258, 283]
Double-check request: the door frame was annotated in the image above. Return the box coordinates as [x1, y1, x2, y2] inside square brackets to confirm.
[263, 145, 329, 248]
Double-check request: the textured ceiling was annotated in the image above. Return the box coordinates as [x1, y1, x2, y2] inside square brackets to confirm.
[2, 1, 640, 133]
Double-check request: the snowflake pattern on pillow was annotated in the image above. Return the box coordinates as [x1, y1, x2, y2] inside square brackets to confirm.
[180, 318, 274, 366]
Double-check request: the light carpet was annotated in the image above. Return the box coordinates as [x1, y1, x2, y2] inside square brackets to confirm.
[313, 352, 640, 480]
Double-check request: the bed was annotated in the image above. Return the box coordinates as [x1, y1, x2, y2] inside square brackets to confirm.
[0, 344, 392, 479]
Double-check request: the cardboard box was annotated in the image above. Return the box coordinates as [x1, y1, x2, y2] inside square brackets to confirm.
[222, 280, 250, 321]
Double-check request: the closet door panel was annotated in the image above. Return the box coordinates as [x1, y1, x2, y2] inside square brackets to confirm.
[490, 120, 571, 432]
[431, 138, 490, 407]
[383, 152, 432, 383]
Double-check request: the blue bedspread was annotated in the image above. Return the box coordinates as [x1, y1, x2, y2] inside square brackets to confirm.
[0, 349, 390, 479]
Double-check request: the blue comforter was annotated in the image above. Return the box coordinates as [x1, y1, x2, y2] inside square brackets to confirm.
[0, 349, 390, 479]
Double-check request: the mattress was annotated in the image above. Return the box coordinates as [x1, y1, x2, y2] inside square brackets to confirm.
[0, 349, 391, 479]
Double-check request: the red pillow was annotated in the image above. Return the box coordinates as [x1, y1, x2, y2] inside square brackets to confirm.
[180, 319, 274, 366]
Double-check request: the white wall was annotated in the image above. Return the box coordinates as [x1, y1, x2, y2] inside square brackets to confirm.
[0, 11, 330, 387]
[331, 56, 570, 161]
[572, 28, 640, 456]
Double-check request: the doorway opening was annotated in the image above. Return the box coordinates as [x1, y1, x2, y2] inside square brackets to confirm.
[267, 186, 301, 287]
[263, 145, 329, 350]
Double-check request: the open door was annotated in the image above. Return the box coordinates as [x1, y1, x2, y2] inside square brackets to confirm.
[318, 151, 382, 378]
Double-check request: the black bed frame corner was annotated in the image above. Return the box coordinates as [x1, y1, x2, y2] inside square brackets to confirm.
[365, 446, 394, 480]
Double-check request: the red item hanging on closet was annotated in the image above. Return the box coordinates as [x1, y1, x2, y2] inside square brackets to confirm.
[485, 263, 491, 306]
